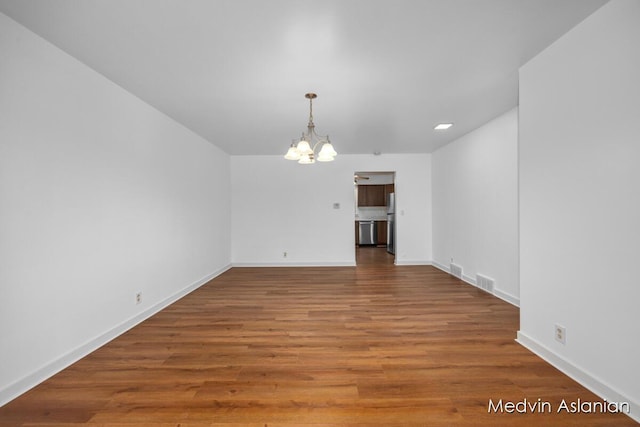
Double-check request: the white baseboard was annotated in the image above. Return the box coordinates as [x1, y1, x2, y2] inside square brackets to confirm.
[0, 263, 231, 407]
[493, 288, 520, 307]
[234, 260, 434, 267]
[461, 273, 476, 286]
[431, 260, 519, 307]
[232, 261, 356, 267]
[432, 261, 450, 273]
[394, 260, 432, 266]
[516, 331, 639, 423]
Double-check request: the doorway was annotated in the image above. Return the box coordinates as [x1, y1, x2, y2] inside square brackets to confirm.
[354, 171, 396, 265]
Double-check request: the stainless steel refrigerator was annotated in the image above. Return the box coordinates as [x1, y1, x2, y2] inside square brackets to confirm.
[386, 193, 395, 254]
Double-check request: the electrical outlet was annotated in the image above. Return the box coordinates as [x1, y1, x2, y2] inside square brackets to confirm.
[136, 292, 142, 305]
[283, 251, 287, 258]
[554, 324, 566, 344]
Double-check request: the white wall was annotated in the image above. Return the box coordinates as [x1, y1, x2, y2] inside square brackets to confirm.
[518, 0, 639, 419]
[0, 13, 231, 404]
[231, 154, 431, 266]
[432, 108, 519, 305]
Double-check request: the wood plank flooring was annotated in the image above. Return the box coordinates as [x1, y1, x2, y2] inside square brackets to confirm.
[355, 246, 395, 266]
[1, 257, 636, 426]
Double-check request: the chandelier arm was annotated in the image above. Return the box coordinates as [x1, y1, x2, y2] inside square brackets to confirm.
[308, 127, 328, 140]
[311, 141, 323, 152]
[311, 138, 330, 152]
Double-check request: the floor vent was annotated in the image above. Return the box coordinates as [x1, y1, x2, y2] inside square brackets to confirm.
[450, 263, 463, 279]
[476, 274, 495, 293]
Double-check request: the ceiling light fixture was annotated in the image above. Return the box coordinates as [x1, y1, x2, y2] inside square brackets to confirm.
[434, 123, 453, 130]
[284, 93, 337, 164]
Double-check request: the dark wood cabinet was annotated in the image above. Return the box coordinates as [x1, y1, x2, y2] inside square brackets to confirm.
[376, 221, 387, 246]
[357, 185, 386, 206]
[384, 184, 395, 200]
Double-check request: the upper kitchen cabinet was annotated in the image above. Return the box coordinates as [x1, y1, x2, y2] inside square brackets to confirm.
[357, 185, 386, 207]
[384, 184, 395, 199]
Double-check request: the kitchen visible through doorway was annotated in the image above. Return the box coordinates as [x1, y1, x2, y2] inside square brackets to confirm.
[354, 171, 396, 265]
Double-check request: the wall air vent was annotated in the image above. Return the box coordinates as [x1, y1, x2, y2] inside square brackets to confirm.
[450, 263, 463, 279]
[476, 274, 495, 294]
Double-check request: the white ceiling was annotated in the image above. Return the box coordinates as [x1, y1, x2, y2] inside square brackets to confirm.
[0, 0, 607, 155]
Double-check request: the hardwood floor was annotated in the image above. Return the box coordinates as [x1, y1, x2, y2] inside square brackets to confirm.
[355, 246, 395, 265]
[0, 264, 635, 426]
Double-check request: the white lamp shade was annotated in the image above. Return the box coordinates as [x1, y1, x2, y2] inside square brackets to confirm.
[317, 153, 335, 162]
[318, 142, 337, 157]
[296, 140, 313, 155]
[317, 143, 335, 162]
[284, 146, 300, 160]
[298, 153, 315, 164]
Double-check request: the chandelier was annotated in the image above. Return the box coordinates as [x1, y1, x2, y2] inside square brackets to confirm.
[284, 93, 337, 164]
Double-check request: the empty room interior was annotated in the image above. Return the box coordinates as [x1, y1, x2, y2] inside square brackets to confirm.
[0, 0, 638, 425]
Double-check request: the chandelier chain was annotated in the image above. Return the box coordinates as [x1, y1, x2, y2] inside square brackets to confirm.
[308, 96, 314, 125]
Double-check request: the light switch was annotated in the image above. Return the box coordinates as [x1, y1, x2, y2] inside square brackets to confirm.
[333, 203, 340, 209]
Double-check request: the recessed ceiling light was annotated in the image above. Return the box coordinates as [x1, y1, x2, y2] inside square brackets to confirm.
[434, 123, 453, 130]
